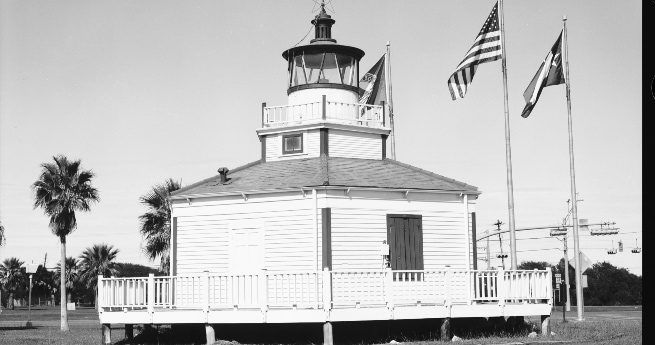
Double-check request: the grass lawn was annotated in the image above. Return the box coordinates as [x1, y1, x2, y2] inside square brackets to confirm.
[0, 326, 101, 345]
[0, 318, 641, 345]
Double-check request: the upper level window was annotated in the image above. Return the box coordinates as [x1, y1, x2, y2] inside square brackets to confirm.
[289, 52, 358, 87]
[282, 133, 303, 154]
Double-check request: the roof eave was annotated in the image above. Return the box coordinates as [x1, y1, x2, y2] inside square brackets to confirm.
[171, 185, 480, 202]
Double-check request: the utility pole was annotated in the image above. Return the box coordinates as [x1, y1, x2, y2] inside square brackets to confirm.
[486, 230, 491, 269]
[563, 236, 571, 312]
[493, 220, 507, 269]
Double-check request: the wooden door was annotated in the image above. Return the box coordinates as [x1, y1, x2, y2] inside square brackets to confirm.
[387, 214, 424, 270]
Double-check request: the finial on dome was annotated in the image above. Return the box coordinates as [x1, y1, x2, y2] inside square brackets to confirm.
[310, 0, 336, 43]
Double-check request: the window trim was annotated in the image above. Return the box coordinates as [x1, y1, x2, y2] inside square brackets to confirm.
[282, 133, 303, 154]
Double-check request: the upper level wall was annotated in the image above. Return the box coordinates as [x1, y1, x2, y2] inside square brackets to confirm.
[265, 129, 321, 162]
[263, 128, 383, 162]
[329, 129, 382, 160]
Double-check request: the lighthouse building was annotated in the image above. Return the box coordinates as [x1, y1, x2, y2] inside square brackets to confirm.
[97, 7, 553, 344]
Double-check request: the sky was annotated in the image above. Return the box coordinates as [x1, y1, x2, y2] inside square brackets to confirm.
[0, 0, 642, 275]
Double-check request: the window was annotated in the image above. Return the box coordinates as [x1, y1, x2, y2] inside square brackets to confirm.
[282, 133, 303, 154]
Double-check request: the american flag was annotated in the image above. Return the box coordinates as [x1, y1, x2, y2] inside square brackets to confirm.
[447, 2, 502, 100]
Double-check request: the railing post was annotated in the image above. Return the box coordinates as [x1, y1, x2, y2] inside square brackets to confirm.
[259, 270, 268, 313]
[97, 275, 103, 310]
[444, 268, 452, 306]
[546, 269, 553, 305]
[322, 268, 332, 313]
[381, 101, 386, 127]
[322, 95, 327, 120]
[384, 267, 394, 310]
[497, 268, 505, 306]
[147, 273, 155, 313]
[168, 276, 173, 309]
[533, 268, 539, 303]
[468, 270, 474, 305]
[261, 102, 267, 127]
[203, 270, 210, 313]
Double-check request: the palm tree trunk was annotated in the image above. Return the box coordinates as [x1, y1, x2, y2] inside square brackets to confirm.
[60, 236, 70, 331]
[8, 292, 14, 310]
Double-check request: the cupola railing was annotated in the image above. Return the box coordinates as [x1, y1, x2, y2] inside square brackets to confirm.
[262, 96, 385, 129]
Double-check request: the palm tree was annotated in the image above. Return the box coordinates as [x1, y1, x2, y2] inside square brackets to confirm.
[0, 220, 5, 246]
[55, 257, 79, 303]
[0, 257, 25, 309]
[139, 178, 180, 273]
[32, 155, 99, 331]
[78, 244, 119, 308]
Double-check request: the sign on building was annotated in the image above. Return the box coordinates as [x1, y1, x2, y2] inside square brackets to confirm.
[555, 273, 562, 284]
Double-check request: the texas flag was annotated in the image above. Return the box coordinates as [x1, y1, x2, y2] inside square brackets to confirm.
[521, 31, 565, 118]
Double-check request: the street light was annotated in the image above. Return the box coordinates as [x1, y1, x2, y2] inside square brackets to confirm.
[631, 238, 641, 254]
[25, 263, 39, 327]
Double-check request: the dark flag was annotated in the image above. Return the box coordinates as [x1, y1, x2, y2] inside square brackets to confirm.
[521, 31, 565, 118]
[359, 55, 386, 105]
[447, 2, 502, 100]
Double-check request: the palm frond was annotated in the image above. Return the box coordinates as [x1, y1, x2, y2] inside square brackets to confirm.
[138, 178, 180, 265]
[32, 155, 99, 238]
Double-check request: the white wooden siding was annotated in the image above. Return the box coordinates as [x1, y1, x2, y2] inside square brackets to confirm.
[323, 190, 470, 271]
[173, 190, 473, 276]
[329, 129, 382, 160]
[265, 129, 320, 161]
[173, 193, 319, 275]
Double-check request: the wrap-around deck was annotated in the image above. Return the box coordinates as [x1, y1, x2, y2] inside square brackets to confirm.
[98, 268, 552, 324]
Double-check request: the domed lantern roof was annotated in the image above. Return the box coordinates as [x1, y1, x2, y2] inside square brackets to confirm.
[282, 3, 365, 96]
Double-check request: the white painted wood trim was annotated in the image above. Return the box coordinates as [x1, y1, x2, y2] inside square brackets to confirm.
[256, 122, 391, 136]
[172, 186, 480, 201]
[464, 194, 472, 303]
[313, 188, 319, 271]
[464, 195, 471, 269]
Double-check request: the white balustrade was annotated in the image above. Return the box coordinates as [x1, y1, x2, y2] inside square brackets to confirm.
[262, 99, 384, 128]
[97, 269, 552, 312]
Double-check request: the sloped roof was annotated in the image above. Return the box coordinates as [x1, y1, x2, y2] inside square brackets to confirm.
[171, 157, 479, 198]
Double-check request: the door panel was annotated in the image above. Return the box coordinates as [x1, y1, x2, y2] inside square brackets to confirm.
[387, 215, 423, 271]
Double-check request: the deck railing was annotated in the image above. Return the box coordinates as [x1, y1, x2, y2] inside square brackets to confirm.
[98, 268, 552, 312]
[262, 96, 385, 129]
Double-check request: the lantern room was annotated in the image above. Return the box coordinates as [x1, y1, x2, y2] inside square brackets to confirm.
[282, 4, 364, 106]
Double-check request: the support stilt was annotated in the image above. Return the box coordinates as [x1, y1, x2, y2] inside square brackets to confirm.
[541, 315, 551, 336]
[125, 324, 133, 341]
[101, 324, 111, 345]
[205, 324, 216, 345]
[440, 318, 452, 341]
[489, 316, 506, 332]
[506, 316, 525, 331]
[323, 321, 333, 345]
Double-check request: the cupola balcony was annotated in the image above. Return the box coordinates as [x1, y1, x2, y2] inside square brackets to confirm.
[261, 96, 387, 130]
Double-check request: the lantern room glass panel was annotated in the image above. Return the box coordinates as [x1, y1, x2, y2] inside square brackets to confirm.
[288, 52, 358, 87]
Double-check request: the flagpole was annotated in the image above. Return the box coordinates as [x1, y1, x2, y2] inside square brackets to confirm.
[386, 41, 397, 159]
[498, 0, 518, 269]
[563, 15, 584, 321]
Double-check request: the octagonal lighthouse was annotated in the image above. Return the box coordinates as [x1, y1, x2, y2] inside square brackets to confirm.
[98, 5, 553, 343]
[257, 6, 390, 161]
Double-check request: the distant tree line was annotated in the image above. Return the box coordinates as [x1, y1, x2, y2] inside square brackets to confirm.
[518, 260, 642, 306]
[0, 244, 162, 310]
[0, 154, 179, 332]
